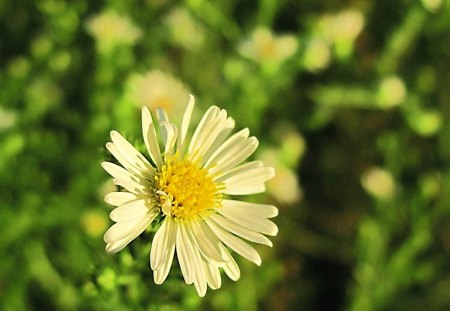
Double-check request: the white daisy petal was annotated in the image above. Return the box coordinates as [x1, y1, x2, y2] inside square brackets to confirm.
[104, 192, 139, 206]
[188, 106, 219, 158]
[222, 183, 268, 195]
[222, 165, 274, 186]
[112, 177, 148, 195]
[177, 94, 195, 153]
[185, 226, 208, 297]
[225, 184, 267, 195]
[213, 160, 263, 182]
[105, 212, 156, 253]
[153, 219, 177, 284]
[101, 161, 132, 179]
[194, 267, 208, 297]
[190, 220, 226, 264]
[105, 221, 147, 253]
[217, 203, 278, 236]
[222, 199, 278, 218]
[204, 128, 249, 168]
[104, 216, 152, 244]
[105, 143, 152, 180]
[212, 137, 259, 174]
[156, 107, 170, 123]
[205, 218, 262, 266]
[105, 241, 129, 253]
[189, 108, 234, 163]
[151, 219, 170, 271]
[189, 106, 218, 148]
[110, 130, 155, 177]
[219, 244, 240, 281]
[207, 136, 259, 175]
[101, 162, 151, 187]
[204, 261, 221, 290]
[109, 199, 153, 222]
[210, 213, 273, 247]
[160, 121, 178, 155]
[142, 107, 163, 168]
[200, 118, 235, 166]
[192, 110, 225, 159]
[176, 222, 195, 284]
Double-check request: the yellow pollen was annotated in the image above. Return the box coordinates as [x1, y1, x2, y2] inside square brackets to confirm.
[155, 155, 222, 221]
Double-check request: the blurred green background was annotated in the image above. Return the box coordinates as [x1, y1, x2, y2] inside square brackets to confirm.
[1, 0, 450, 310]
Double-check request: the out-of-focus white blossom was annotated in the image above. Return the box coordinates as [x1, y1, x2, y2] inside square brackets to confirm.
[376, 76, 407, 108]
[165, 7, 205, 50]
[361, 167, 396, 200]
[319, 9, 365, 43]
[126, 70, 191, 120]
[260, 147, 303, 205]
[86, 11, 141, 53]
[239, 27, 298, 64]
[302, 38, 331, 71]
[421, 0, 442, 12]
[308, 9, 365, 62]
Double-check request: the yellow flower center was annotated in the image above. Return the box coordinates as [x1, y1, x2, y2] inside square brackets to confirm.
[155, 155, 222, 221]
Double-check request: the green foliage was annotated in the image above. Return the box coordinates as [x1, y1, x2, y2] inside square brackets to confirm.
[1, 0, 450, 310]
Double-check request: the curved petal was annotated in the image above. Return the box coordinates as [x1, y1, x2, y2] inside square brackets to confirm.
[189, 107, 235, 164]
[177, 95, 195, 154]
[189, 220, 226, 264]
[204, 128, 249, 169]
[204, 260, 221, 290]
[219, 244, 240, 281]
[105, 218, 148, 253]
[160, 121, 178, 156]
[104, 216, 152, 245]
[104, 192, 139, 206]
[189, 106, 218, 150]
[112, 178, 148, 195]
[222, 184, 266, 195]
[102, 162, 151, 188]
[110, 130, 155, 177]
[142, 107, 163, 169]
[176, 222, 195, 284]
[200, 119, 235, 166]
[210, 213, 273, 247]
[105, 143, 152, 180]
[185, 225, 208, 297]
[207, 135, 259, 175]
[213, 161, 263, 182]
[156, 107, 169, 123]
[205, 218, 262, 266]
[153, 219, 177, 284]
[109, 199, 153, 222]
[217, 204, 278, 236]
[222, 199, 278, 218]
[223, 166, 274, 186]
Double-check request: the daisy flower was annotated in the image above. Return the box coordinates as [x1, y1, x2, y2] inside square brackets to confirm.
[86, 10, 142, 53]
[126, 70, 190, 118]
[102, 95, 278, 296]
[238, 27, 298, 64]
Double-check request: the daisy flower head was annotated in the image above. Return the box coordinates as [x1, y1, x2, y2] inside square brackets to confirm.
[102, 95, 278, 296]
[238, 27, 298, 64]
[86, 10, 142, 53]
[126, 70, 190, 119]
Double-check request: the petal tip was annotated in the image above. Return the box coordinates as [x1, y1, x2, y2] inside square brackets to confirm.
[268, 166, 276, 179]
